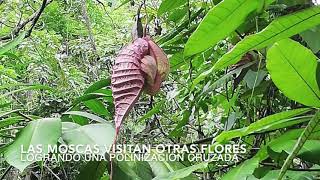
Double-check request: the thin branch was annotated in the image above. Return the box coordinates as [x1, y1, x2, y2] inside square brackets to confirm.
[81, 0, 98, 54]
[44, 165, 61, 180]
[0, 0, 53, 41]
[0, 165, 13, 180]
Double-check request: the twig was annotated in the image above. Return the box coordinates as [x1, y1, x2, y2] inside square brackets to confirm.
[0, 0, 53, 40]
[16, 111, 33, 121]
[0, 165, 13, 180]
[44, 165, 61, 180]
[81, 0, 97, 54]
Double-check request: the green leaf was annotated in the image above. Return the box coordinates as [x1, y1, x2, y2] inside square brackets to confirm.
[112, 160, 154, 180]
[300, 25, 320, 53]
[0, 117, 23, 129]
[138, 101, 163, 122]
[168, 7, 187, 23]
[271, 139, 320, 164]
[158, 0, 187, 16]
[267, 39, 320, 107]
[76, 160, 108, 180]
[63, 111, 107, 123]
[169, 52, 186, 71]
[62, 122, 81, 133]
[73, 90, 112, 106]
[84, 78, 111, 94]
[84, 99, 109, 116]
[0, 32, 26, 56]
[4, 118, 61, 171]
[62, 123, 115, 155]
[233, 127, 320, 180]
[278, 110, 320, 180]
[214, 6, 320, 70]
[184, 0, 269, 57]
[243, 70, 267, 89]
[222, 158, 259, 180]
[192, 60, 257, 90]
[215, 108, 311, 143]
[153, 162, 207, 180]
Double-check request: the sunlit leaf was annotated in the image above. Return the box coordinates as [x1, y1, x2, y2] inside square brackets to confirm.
[214, 6, 320, 70]
[267, 39, 320, 107]
[184, 0, 272, 57]
[158, 0, 187, 16]
[4, 118, 61, 171]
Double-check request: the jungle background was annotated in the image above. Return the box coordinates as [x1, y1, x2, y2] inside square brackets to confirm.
[0, 0, 320, 179]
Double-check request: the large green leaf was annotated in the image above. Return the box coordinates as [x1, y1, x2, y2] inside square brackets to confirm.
[300, 25, 320, 53]
[223, 127, 320, 179]
[215, 108, 311, 143]
[112, 160, 154, 180]
[184, 0, 264, 57]
[278, 110, 320, 179]
[214, 6, 320, 70]
[271, 139, 320, 164]
[62, 123, 115, 155]
[152, 162, 207, 180]
[73, 90, 112, 106]
[4, 118, 61, 171]
[76, 160, 108, 180]
[221, 158, 260, 180]
[84, 99, 109, 116]
[84, 78, 111, 94]
[158, 0, 187, 16]
[267, 39, 320, 107]
[0, 32, 26, 56]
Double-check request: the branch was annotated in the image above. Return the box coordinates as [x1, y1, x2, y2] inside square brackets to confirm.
[0, 0, 53, 41]
[81, 0, 97, 54]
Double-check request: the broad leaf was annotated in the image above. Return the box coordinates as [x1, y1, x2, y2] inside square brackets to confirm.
[62, 122, 81, 133]
[76, 160, 108, 180]
[271, 139, 320, 164]
[215, 108, 311, 143]
[158, 0, 187, 16]
[153, 162, 207, 180]
[111, 160, 154, 180]
[62, 123, 115, 155]
[267, 39, 320, 107]
[222, 158, 259, 180]
[300, 25, 320, 53]
[184, 0, 266, 57]
[4, 118, 61, 171]
[214, 6, 320, 70]
[84, 78, 111, 94]
[84, 99, 109, 116]
[278, 110, 320, 179]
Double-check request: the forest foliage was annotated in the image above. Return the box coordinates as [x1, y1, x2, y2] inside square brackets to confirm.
[0, 0, 320, 179]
